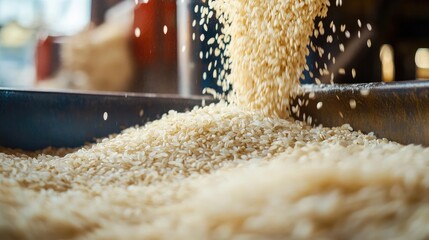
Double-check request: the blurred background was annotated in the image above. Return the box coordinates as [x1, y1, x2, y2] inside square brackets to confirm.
[0, 0, 91, 88]
[305, 0, 429, 85]
[0, 0, 428, 95]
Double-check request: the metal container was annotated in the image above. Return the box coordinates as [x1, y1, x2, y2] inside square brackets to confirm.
[293, 81, 429, 146]
[0, 88, 211, 150]
[2, 81, 429, 150]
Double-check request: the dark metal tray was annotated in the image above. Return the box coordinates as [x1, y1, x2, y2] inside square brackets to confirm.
[0, 89, 211, 150]
[2, 80, 429, 151]
[293, 81, 429, 146]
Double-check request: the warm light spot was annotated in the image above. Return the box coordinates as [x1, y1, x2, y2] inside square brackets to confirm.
[134, 28, 141, 38]
[416, 48, 429, 79]
[415, 48, 429, 69]
[379, 44, 395, 82]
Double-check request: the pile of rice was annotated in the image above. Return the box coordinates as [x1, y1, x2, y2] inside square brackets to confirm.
[2, 0, 429, 239]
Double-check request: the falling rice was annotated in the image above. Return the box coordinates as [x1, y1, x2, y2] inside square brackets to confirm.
[208, 0, 330, 118]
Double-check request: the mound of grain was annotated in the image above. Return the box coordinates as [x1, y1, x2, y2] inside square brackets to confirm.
[0, 102, 384, 193]
[2, 140, 429, 239]
[160, 144, 429, 240]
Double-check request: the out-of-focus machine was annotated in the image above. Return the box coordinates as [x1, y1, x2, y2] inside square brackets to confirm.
[1, 0, 429, 150]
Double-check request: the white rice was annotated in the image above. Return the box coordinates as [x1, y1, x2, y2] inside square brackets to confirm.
[1, 0, 429, 239]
